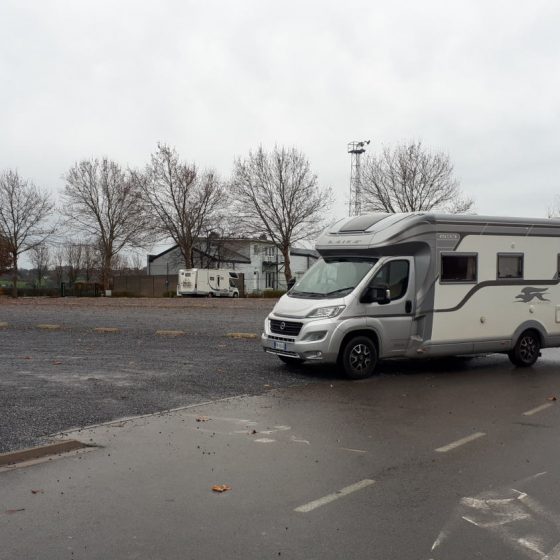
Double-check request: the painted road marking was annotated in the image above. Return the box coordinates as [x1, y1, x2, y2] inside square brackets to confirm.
[0, 322, 8, 328]
[523, 403, 554, 416]
[435, 432, 486, 453]
[294, 479, 375, 513]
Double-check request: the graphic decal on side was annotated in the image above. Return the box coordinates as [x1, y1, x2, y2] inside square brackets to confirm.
[515, 287, 550, 303]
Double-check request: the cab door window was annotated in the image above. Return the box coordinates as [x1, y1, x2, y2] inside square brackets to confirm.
[370, 260, 410, 300]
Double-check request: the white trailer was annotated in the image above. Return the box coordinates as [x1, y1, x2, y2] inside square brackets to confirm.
[177, 269, 240, 298]
[262, 213, 560, 378]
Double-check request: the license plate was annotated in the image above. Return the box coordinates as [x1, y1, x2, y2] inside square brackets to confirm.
[274, 341, 286, 351]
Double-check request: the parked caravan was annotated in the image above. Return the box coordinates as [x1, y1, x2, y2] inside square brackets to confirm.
[262, 213, 560, 378]
[177, 269, 239, 298]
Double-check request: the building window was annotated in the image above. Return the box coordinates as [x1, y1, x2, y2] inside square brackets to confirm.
[441, 254, 477, 283]
[497, 254, 523, 279]
[265, 272, 275, 289]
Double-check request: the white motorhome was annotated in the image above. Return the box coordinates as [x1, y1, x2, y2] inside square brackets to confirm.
[177, 269, 240, 298]
[262, 213, 560, 378]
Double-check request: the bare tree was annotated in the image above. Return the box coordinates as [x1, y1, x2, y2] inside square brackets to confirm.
[131, 144, 226, 269]
[62, 158, 150, 291]
[0, 170, 54, 297]
[82, 243, 100, 282]
[0, 235, 12, 274]
[30, 243, 50, 288]
[361, 141, 474, 214]
[231, 146, 333, 283]
[65, 243, 83, 285]
[51, 247, 66, 286]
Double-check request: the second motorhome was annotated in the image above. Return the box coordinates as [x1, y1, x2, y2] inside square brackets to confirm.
[262, 212, 560, 378]
[177, 269, 240, 298]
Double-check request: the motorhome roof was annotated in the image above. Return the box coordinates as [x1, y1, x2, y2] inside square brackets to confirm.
[315, 212, 560, 256]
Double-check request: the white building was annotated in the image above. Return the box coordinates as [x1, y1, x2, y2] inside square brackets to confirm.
[147, 238, 318, 294]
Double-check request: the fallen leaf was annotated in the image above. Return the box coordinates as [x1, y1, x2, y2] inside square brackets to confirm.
[53, 361, 63, 365]
[31, 489, 44, 495]
[212, 484, 231, 493]
[548, 396, 557, 401]
[196, 416, 210, 422]
[6, 508, 25, 514]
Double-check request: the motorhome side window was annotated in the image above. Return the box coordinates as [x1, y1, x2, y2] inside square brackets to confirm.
[440, 254, 477, 283]
[497, 254, 523, 279]
[370, 260, 409, 300]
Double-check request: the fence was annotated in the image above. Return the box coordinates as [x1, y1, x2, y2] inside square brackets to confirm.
[113, 275, 177, 297]
[112, 273, 246, 298]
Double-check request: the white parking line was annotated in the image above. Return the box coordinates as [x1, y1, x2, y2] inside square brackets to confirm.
[294, 479, 375, 513]
[523, 403, 554, 416]
[435, 432, 486, 453]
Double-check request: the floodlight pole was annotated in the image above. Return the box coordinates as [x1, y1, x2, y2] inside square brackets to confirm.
[348, 140, 370, 216]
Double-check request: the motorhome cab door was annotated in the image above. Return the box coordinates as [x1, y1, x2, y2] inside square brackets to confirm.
[364, 257, 415, 357]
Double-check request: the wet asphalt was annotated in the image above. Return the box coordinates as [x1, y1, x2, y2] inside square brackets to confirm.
[0, 297, 330, 453]
[2, 298, 560, 558]
[2, 350, 560, 559]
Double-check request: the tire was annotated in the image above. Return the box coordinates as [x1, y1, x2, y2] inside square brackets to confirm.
[233, 292, 239, 298]
[278, 355, 305, 367]
[341, 336, 378, 379]
[508, 330, 541, 367]
[207, 292, 214, 298]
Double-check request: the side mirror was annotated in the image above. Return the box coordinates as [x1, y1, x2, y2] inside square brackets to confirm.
[287, 278, 296, 291]
[361, 284, 391, 305]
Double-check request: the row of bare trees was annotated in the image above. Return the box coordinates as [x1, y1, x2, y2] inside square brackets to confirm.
[0, 141, 472, 297]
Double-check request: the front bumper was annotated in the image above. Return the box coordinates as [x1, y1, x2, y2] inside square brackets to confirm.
[261, 315, 340, 362]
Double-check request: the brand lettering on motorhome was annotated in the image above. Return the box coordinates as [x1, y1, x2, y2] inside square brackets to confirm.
[515, 287, 550, 303]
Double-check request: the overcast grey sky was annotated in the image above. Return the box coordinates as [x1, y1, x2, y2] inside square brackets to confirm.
[1, 0, 559, 225]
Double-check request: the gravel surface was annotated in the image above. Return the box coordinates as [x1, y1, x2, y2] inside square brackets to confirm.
[0, 297, 334, 453]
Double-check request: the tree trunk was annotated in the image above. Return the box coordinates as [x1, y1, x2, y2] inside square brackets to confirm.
[11, 252, 18, 298]
[102, 252, 112, 292]
[282, 246, 292, 286]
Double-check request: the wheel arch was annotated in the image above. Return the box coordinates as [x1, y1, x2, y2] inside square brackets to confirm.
[511, 321, 547, 347]
[337, 329, 380, 363]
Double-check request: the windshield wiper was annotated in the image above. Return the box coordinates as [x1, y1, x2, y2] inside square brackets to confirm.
[324, 287, 355, 297]
[289, 290, 325, 299]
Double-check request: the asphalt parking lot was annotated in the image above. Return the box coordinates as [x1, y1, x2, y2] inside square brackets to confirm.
[3, 298, 560, 558]
[0, 297, 329, 453]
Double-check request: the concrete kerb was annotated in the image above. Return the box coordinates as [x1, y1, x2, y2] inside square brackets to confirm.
[156, 330, 185, 337]
[226, 332, 258, 339]
[52, 394, 251, 439]
[0, 440, 91, 469]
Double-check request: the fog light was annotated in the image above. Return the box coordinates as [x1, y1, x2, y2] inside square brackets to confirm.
[303, 331, 327, 342]
[303, 351, 323, 360]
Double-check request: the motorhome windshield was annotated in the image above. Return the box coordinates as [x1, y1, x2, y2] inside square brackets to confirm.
[289, 258, 378, 299]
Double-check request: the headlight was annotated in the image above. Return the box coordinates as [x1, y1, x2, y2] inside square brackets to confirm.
[306, 305, 346, 319]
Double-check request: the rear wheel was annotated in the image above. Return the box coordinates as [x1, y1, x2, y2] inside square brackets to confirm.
[341, 336, 378, 379]
[508, 330, 541, 367]
[278, 355, 304, 367]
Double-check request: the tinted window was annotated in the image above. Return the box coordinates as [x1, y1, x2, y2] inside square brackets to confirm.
[497, 254, 523, 279]
[441, 254, 477, 283]
[371, 260, 410, 300]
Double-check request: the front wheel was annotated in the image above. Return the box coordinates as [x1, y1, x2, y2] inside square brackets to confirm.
[341, 336, 378, 379]
[508, 330, 541, 367]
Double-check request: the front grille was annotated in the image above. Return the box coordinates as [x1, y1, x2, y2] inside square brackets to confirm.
[270, 319, 303, 336]
[267, 334, 295, 343]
